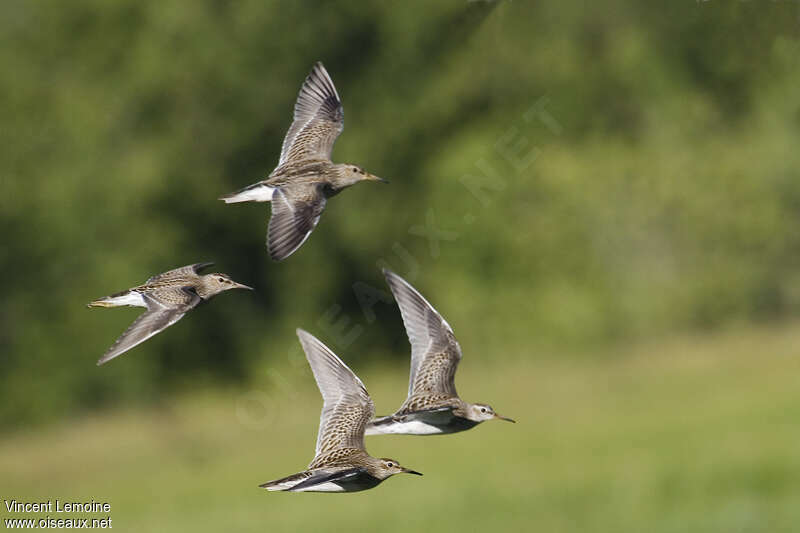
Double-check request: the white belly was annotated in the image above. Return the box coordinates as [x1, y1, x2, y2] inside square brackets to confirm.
[366, 419, 446, 435]
[291, 482, 346, 493]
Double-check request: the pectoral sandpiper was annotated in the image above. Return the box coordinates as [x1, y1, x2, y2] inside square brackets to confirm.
[220, 62, 387, 261]
[88, 263, 252, 365]
[261, 329, 421, 492]
[365, 270, 515, 435]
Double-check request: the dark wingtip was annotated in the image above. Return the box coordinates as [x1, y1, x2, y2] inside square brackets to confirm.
[195, 262, 215, 273]
[267, 243, 289, 262]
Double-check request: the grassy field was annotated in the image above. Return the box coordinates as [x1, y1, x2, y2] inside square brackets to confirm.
[3, 321, 800, 532]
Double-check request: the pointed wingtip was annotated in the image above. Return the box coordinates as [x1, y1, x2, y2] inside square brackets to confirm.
[382, 269, 410, 294]
[296, 328, 313, 343]
[267, 242, 292, 262]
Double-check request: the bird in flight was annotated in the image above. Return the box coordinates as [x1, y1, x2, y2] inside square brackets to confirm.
[88, 263, 251, 365]
[261, 329, 421, 492]
[220, 62, 387, 261]
[366, 270, 515, 435]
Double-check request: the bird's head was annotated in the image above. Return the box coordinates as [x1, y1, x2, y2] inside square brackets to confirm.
[197, 273, 253, 298]
[373, 457, 422, 480]
[466, 403, 516, 424]
[335, 164, 388, 188]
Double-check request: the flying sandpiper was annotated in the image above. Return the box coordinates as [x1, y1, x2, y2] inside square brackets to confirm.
[261, 329, 421, 492]
[366, 270, 515, 436]
[220, 62, 387, 261]
[88, 262, 251, 365]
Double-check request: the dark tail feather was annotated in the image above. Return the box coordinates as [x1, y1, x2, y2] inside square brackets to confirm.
[259, 471, 311, 491]
[368, 415, 395, 427]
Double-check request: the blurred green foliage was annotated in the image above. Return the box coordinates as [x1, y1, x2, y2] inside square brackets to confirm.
[1, 0, 800, 428]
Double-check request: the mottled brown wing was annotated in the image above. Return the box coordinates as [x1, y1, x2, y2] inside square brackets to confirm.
[383, 270, 462, 398]
[279, 62, 344, 165]
[146, 263, 213, 284]
[267, 184, 327, 261]
[296, 329, 374, 462]
[96, 290, 201, 366]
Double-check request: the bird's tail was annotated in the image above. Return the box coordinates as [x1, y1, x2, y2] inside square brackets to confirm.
[219, 182, 275, 203]
[87, 291, 144, 309]
[259, 472, 311, 492]
[364, 415, 395, 436]
[87, 298, 116, 308]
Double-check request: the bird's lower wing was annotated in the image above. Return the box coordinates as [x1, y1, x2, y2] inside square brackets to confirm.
[399, 406, 457, 424]
[259, 470, 313, 490]
[96, 300, 187, 366]
[287, 468, 364, 492]
[370, 406, 454, 426]
[267, 185, 327, 261]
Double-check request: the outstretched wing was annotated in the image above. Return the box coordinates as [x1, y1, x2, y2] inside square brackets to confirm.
[96, 290, 201, 365]
[279, 62, 344, 165]
[296, 329, 374, 461]
[383, 270, 462, 398]
[146, 263, 213, 284]
[267, 184, 327, 261]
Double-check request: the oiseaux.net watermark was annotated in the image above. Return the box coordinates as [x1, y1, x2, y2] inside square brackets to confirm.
[3, 500, 112, 529]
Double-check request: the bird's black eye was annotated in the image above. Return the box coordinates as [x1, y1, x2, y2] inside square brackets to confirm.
[218, 277, 225, 282]
[480, 407, 487, 413]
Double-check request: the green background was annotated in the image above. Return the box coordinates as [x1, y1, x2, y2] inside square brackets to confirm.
[2, 1, 800, 531]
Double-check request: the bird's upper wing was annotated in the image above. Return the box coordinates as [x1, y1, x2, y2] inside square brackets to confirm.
[279, 62, 344, 165]
[96, 290, 201, 366]
[296, 329, 374, 460]
[267, 184, 327, 261]
[383, 270, 462, 398]
[146, 263, 213, 284]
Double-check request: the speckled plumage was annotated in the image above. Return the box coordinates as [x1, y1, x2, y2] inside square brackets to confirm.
[260, 330, 421, 493]
[220, 62, 387, 261]
[365, 270, 515, 436]
[88, 263, 251, 366]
